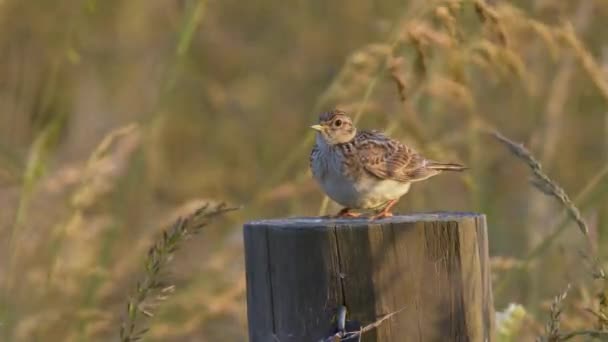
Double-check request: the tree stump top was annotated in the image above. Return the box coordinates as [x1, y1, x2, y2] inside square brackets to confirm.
[247, 211, 483, 228]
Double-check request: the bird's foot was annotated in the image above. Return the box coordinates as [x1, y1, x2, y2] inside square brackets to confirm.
[369, 199, 398, 220]
[335, 208, 362, 218]
[369, 211, 393, 220]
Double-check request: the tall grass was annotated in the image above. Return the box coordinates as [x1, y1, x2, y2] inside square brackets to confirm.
[1, 0, 608, 340]
[120, 203, 238, 342]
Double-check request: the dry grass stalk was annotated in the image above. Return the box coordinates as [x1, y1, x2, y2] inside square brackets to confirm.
[537, 284, 570, 342]
[491, 131, 589, 236]
[494, 163, 608, 300]
[555, 23, 608, 102]
[320, 306, 406, 342]
[492, 130, 608, 339]
[5, 112, 67, 291]
[388, 56, 408, 102]
[119, 203, 238, 342]
[558, 330, 608, 340]
[473, 0, 508, 46]
[598, 292, 608, 330]
[580, 252, 608, 331]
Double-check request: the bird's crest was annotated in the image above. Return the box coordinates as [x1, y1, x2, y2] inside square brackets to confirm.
[319, 109, 348, 122]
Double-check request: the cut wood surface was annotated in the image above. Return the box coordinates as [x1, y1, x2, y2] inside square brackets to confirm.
[244, 212, 495, 342]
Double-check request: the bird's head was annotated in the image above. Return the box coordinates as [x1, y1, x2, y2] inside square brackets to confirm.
[310, 110, 356, 145]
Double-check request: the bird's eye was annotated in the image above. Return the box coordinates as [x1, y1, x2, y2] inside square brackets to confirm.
[334, 119, 342, 127]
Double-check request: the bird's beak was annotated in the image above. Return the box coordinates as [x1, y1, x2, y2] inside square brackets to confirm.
[310, 124, 324, 132]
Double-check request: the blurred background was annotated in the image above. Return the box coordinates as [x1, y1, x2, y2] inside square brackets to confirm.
[1, 0, 608, 340]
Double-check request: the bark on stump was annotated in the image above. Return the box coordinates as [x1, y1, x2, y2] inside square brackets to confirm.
[244, 212, 495, 341]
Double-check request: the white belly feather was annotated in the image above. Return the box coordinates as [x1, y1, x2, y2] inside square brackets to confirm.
[312, 143, 411, 209]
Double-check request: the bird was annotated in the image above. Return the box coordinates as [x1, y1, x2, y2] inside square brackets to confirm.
[309, 109, 466, 220]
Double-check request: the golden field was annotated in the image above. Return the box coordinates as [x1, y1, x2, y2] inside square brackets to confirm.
[1, 0, 608, 340]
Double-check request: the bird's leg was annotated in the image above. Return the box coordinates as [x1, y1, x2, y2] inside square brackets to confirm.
[335, 207, 361, 218]
[370, 200, 398, 220]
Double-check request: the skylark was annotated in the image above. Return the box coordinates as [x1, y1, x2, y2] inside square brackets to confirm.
[310, 109, 466, 219]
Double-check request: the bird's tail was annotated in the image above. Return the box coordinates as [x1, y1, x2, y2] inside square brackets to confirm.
[426, 161, 467, 171]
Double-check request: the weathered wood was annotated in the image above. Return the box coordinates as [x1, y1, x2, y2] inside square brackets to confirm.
[244, 212, 495, 342]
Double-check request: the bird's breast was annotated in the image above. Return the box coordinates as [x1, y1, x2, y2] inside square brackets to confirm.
[311, 145, 411, 209]
[311, 146, 360, 207]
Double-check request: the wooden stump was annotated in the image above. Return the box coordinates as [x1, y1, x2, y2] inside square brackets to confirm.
[243, 212, 494, 342]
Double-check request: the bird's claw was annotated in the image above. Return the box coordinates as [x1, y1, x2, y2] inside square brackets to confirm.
[369, 211, 393, 220]
[335, 208, 362, 218]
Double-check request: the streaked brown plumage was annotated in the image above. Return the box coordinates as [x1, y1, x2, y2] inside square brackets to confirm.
[309, 109, 466, 219]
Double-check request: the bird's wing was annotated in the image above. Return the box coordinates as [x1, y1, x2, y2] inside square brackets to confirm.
[354, 131, 439, 183]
